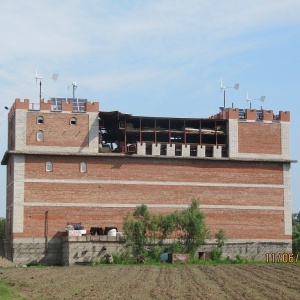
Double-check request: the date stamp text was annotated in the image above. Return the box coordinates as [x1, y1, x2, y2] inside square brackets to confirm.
[265, 253, 298, 263]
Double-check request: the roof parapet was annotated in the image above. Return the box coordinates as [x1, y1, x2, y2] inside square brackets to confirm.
[211, 107, 290, 122]
[278, 111, 290, 122]
[8, 98, 100, 118]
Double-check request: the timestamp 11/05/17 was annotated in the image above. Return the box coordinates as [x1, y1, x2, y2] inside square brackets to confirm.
[265, 253, 298, 263]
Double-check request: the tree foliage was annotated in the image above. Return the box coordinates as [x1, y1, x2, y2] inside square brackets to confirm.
[292, 212, 300, 254]
[123, 199, 209, 257]
[0, 218, 5, 240]
[212, 228, 227, 261]
[179, 199, 208, 255]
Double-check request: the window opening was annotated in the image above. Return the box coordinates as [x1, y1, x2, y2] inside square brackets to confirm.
[80, 162, 87, 173]
[37, 130, 44, 141]
[37, 116, 44, 124]
[70, 117, 77, 125]
[46, 161, 53, 172]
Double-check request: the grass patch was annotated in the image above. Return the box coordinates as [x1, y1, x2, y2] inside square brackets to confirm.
[0, 280, 27, 300]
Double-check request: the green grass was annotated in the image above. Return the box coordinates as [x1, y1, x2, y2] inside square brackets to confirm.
[0, 280, 27, 300]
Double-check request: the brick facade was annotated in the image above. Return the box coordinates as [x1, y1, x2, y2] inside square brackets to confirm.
[1, 99, 294, 264]
[238, 122, 281, 154]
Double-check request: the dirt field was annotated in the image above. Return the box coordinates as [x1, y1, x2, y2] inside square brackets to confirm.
[0, 263, 300, 300]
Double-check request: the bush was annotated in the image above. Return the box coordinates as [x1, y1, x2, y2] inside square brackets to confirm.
[0, 218, 5, 240]
[211, 229, 226, 261]
[164, 241, 184, 254]
[123, 200, 209, 258]
[146, 246, 163, 261]
[211, 248, 222, 261]
[235, 254, 247, 263]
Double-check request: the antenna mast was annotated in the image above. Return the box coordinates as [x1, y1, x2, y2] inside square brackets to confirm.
[72, 82, 77, 98]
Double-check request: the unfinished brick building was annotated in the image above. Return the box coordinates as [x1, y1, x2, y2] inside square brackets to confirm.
[1, 98, 294, 265]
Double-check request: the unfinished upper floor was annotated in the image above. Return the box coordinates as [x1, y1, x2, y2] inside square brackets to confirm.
[1, 98, 292, 164]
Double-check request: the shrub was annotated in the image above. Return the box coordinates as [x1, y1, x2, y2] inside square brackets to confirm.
[0, 218, 5, 240]
[211, 248, 222, 261]
[235, 254, 247, 263]
[211, 229, 226, 261]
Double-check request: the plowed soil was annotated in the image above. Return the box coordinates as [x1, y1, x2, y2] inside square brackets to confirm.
[0, 264, 300, 299]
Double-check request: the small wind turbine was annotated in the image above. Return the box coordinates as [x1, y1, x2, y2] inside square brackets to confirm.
[220, 78, 240, 108]
[34, 67, 59, 100]
[246, 92, 266, 110]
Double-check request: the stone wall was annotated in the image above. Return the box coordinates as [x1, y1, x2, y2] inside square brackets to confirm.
[8, 237, 61, 265]
[199, 240, 292, 261]
[4, 236, 293, 265]
[61, 238, 293, 265]
[62, 236, 122, 266]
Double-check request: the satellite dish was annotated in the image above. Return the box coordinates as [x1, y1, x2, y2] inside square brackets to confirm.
[69, 81, 78, 98]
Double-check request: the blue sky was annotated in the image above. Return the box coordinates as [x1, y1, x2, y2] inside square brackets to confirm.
[0, 0, 299, 217]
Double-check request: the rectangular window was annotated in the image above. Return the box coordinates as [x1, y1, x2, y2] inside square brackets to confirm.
[46, 161, 53, 172]
[80, 162, 87, 173]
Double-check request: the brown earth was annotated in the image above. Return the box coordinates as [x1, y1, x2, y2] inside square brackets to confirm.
[0, 264, 300, 300]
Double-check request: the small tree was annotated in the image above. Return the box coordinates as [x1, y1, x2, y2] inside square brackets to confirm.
[179, 199, 209, 256]
[292, 212, 300, 254]
[212, 229, 226, 261]
[123, 204, 151, 257]
[123, 200, 209, 259]
[158, 213, 176, 241]
[123, 213, 147, 257]
[0, 218, 5, 240]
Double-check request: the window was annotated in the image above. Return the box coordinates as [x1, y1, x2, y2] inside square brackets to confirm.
[70, 117, 77, 125]
[46, 161, 53, 172]
[80, 162, 87, 173]
[37, 116, 44, 124]
[37, 130, 44, 141]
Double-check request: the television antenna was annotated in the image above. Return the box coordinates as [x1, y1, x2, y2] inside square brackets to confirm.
[246, 92, 265, 110]
[34, 67, 59, 100]
[220, 78, 239, 108]
[68, 82, 78, 98]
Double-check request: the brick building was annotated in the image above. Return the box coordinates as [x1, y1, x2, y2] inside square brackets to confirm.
[1, 98, 294, 265]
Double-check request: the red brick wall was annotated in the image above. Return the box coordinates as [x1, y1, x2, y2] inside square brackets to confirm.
[14, 206, 289, 240]
[24, 183, 283, 207]
[25, 156, 283, 185]
[238, 122, 281, 154]
[26, 112, 89, 147]
[19, 155, 286, 240]
[205, 209, 287, 239]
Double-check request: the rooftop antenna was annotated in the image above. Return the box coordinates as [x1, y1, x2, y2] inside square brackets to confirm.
[34, 67, 59, 100]
[246, 92, 265, 110]
[68, 82, 78, 98]
[220, 78, 239, 108]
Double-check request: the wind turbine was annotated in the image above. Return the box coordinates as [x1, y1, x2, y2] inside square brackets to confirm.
[246, 92, 266, 110]
[220, 78, 240, 108]
[34, 67, 59, 100]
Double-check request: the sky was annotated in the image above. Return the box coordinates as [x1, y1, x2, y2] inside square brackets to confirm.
[0, 0, 299, 217]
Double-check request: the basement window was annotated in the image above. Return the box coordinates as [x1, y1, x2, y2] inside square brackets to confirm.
[70, 117, 77, 125]
[46, 161, 53, 172]
[37, 116, 44, 124]
[80, 162, 87, 173]
[37, 130, 44, 141]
